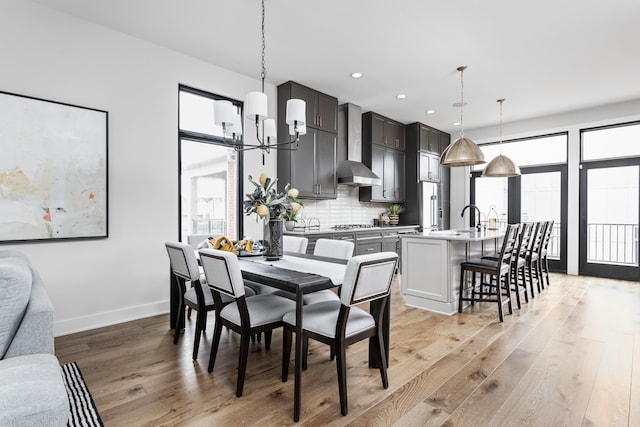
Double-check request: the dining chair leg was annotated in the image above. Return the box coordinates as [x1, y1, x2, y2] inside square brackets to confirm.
[187, 307, 192, 319]
[174, 303, 184, 344]
[375, 328, 389, 389]
[335, 339, 349, 416]
[208, 321, 223, 373]
[281, 327, 292, 382]
[511, 269, 521, 309]
[265, 330, 273, 350]
[236, 334, 251, 397]
[193, 313, 202, 360]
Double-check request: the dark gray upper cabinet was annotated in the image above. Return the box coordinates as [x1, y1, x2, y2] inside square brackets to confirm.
[279, 127, 337, 199]
[360, 112, 405, 203]
[406, 122, 448, 183]
[283, 81, 338, 133]
[368, 112, 405, 151]
[277, 81, 338, 199]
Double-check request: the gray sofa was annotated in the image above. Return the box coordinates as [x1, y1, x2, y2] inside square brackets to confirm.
[0, 250, 69, 427]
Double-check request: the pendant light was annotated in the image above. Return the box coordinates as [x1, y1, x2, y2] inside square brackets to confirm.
[213, 0, 305, 156]
[440, 66, 485, 167]
[482, 99, 521, 177]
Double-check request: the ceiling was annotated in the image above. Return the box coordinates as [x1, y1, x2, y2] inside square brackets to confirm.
[30, 0, 640, 134]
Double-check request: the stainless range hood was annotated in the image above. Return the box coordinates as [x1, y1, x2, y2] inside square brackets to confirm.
[337, 103, 382, 186]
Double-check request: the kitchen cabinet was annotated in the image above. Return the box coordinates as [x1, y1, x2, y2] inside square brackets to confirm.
[419, 125, 441, 154]
[401, 229, 504, 314]
[365, 112, 405, 150]
[440, 131, 451, 154]
[407, 122, 447, 183]
[278, 81, 337, 133]
[360, 112, 406, 203]
[419, 152, 440, 182]
[355, 231, 383, 256]
[360, 145, 405, 202]
[402, 122, 451, 227]
[278, 82, 338, 200]
[279, 128, 336, 199]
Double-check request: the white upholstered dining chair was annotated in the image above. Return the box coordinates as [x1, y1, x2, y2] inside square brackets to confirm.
[165, 241, 218, 360]
[199, 248, 296, 397]
[301, 238, 355, 305]
[281, 251, 399, 416]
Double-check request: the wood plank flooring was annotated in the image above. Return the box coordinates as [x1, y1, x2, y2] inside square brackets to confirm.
[55, 273, 640, 426]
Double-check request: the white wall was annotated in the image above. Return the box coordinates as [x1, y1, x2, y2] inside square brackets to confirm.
[0, 0, 277, 335]
[456, 99, 640, 275]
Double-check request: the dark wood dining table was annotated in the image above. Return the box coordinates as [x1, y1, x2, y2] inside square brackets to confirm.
[169, 251, 390, 422]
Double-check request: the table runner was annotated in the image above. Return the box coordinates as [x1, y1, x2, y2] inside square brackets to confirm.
[248, 255, 346, 286]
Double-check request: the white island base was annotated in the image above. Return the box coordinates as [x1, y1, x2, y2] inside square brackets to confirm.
[401, 229, 504, 315]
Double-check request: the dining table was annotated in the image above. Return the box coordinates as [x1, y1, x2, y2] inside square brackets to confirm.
[169, 250, 391, 422]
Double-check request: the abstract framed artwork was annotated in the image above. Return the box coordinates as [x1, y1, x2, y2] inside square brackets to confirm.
[0, 91, 108, 242]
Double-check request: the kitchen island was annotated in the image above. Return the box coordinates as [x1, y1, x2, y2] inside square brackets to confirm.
[400, 228, 504, 315]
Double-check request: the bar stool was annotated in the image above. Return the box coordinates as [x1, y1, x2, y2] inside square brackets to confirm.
[458, 224, 519, 322]
[540, 220, 554, 287]
[525, 221, 547, 296]
[483, 222, 533, 308]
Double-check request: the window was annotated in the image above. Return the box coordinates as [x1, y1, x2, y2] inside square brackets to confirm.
[582, 122, 640, 161]
[178, 85, 243, 242]
[472, 133, 567, 171]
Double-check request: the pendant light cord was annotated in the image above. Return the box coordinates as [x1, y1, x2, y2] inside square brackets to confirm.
[261, 0, 266, 93]
[457, 66, 467, 138]
[498, 98, 505, 155]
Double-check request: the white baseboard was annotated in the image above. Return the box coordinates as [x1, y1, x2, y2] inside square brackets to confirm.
[54, 300, 169, 337]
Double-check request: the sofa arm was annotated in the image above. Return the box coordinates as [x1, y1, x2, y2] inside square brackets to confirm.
[4, 269, 55, 358]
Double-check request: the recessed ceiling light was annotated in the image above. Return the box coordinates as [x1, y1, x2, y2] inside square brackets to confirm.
[452, 121, 461, 126]
[351, 72, 363, 79]
[426, 109, 436, 114]
[396, 94, 407, 99]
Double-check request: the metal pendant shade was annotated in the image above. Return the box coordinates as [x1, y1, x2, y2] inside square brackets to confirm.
[440, 66, 486, 167]
[440, 136, 486, 167]
[483, 154, 521, 177]
[482, 99, 521, 177]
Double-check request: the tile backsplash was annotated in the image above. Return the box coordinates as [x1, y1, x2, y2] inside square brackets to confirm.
[296, 185, 389, 227]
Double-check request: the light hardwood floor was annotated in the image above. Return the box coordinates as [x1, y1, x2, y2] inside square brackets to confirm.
[55, 273, 640, 426]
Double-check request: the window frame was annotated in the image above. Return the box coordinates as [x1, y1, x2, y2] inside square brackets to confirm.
[178, 84, 244, 241]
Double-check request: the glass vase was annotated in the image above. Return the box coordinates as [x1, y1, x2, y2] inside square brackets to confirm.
[263, 218, 284, 260]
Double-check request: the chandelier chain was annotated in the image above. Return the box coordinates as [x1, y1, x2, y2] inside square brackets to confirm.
[260, 0, 266, 92]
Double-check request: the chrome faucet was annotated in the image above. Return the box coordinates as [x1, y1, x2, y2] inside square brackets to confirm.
[461, 204, 483, 230]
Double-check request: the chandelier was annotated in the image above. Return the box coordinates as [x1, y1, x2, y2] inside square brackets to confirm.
[212, 0, 306, 155]
[440, 66, 485, 167]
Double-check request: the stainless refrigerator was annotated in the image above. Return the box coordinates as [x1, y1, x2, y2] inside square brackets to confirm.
[422, 182, 446, 230]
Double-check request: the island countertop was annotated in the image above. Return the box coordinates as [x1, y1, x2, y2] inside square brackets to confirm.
[405, 228, 505, 242]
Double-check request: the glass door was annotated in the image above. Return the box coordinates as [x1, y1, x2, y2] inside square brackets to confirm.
[521, 171, 563, 270]
[579, 162, 640, 280]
